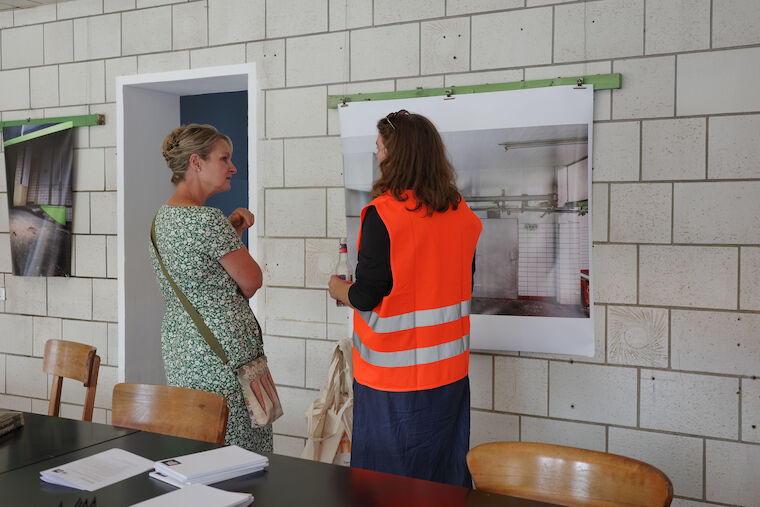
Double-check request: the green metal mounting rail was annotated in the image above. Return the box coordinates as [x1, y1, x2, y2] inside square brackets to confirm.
[327, 73, 621, 109]
[0, 113, 104, 128]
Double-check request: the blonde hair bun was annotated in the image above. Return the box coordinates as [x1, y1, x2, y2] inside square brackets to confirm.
[161, 124, 232, 184]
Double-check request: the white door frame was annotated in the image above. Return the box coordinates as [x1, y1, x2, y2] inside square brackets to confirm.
[116, 64, 257, 384]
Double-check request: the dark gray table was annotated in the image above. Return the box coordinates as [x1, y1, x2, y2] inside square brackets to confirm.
[0, 415, 555, 507]
[0, 412, 137, 475]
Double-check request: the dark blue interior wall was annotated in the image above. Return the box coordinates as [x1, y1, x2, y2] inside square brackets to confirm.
[180, 91, 248, 246]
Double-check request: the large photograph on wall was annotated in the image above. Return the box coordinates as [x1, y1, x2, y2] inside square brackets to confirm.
[3, 122, 74, 276]
[338, 86, 595, 355]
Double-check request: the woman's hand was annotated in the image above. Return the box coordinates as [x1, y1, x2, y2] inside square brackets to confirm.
[328, 275, 354, 309]
[228, 208, 255, 237]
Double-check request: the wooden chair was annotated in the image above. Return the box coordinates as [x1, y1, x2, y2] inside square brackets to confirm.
[467, 442, 673, 507]
[43, 339, 101, 421]
[111, 383, 229, 445]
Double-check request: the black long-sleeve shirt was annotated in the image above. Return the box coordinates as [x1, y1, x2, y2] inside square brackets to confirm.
[347, 207, 393, 311]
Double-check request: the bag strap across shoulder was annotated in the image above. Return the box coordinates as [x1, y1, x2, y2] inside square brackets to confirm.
[150, 215, 230, 365]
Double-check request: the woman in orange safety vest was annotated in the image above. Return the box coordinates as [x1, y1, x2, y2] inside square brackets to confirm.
[328, 110, 482, 487]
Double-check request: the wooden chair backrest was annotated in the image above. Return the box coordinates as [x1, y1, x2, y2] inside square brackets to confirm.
[42, 339, 100, 421]
[111, 383, 229, 445]
[467, 442, 673, 507]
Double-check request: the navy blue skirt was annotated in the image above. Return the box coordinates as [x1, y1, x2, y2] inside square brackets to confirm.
[350, 375, 472, 488]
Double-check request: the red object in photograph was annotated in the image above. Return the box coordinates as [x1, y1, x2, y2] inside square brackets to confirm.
[580, 269, 590, 309]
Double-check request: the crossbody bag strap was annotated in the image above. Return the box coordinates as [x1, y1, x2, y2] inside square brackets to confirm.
[150, 215, 230, 365]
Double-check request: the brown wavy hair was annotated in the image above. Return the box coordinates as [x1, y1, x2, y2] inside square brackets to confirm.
[372, 111, 461, 215]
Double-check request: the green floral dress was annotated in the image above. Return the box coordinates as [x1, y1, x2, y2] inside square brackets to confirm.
[149, 205, 272, 453]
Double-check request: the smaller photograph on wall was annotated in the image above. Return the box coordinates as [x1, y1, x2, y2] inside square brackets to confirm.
[2, 122, 75, 276]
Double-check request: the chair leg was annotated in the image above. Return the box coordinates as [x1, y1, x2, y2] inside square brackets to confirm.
[82, 356, 100, 422]
[49, 376, 63, 417]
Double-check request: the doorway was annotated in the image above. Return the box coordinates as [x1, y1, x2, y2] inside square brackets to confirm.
[180, 91, 249, 246]
[116, 64, 257, 384]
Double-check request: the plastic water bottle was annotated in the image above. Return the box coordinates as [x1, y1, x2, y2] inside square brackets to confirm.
[335, 238, 353, 307]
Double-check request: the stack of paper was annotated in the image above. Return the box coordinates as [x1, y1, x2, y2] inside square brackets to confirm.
[0, 410, 24, 437]
[149, 445, 268, 488]
[40, 448, 154, 491]
[130, 483, 253, 507]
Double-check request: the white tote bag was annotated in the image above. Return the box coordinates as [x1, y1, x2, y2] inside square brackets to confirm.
[301, 338, 353, 466]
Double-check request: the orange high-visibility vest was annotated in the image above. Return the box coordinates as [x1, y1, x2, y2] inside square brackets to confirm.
[352, 191, 482, 392]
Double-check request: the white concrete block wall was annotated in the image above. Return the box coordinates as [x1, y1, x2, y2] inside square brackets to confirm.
[33, 317, 61, 356]
[708, 114, 760, 180]
[639, 246, 737, 309]
[609, 183, 671, 243]
[609, 427, 704, 499]
[671, 311, 760, 377]
[421, 18, 470, 75]
[549, 362, 637, 426]
[74, 14, 121, 60]
[262, 238, 304, 286]
[0, 314, 33, 355]
[190, 45, 245, 69]
[613, 57, 675, 120]
[677, 47, 760, 116]
[173, 1, 207, 50]
[675, 182, 760, 244]
[57, 0, 102, 20]
[742, 378, 760, 444]
[640, 370, 738, 439]
[642, 118, 706, 181]
[705, 440, 760, 505]
[30, 65, 59, 108]
[4, 275, 47, 315]
[59, 61, 105, 106]
[137, 50, 188, 73]
[121, 6, 171, 55]
[645, 0, 710, 55]
[468, 353, 492, 410]
[44, 20, 74, 64]
[592, 121, 639, 181]
[521, 416, 606, 452]
[351, 24, 419, 81]
[741, 247, 760, 311]
[471, 9, 552, 70]
[0, 1, 758, 503]
[493, 356, 547, 416]
[711, 0, 760, 49]
[554, 0, 643, 62]
[2, 25, 43, 68]
[286, 32, 349, 88]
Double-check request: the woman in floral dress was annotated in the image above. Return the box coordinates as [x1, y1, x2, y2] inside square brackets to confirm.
[149, 124, 272, 452]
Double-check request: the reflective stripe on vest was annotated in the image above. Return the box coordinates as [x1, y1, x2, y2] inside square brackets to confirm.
[356, 300, 471, 334]
[353, 332, 470, 368]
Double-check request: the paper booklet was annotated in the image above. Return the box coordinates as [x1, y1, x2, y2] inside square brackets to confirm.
[0, 410, 24, 437]
[151, 445, 268, 487]
[130, 483, 253, 507]
[40, 448, 154, 491]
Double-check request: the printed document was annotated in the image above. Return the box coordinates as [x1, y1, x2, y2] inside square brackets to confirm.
[152, 445, 268, 485]
[130, 483, 253, 507]
[40, 448, 154, 491]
